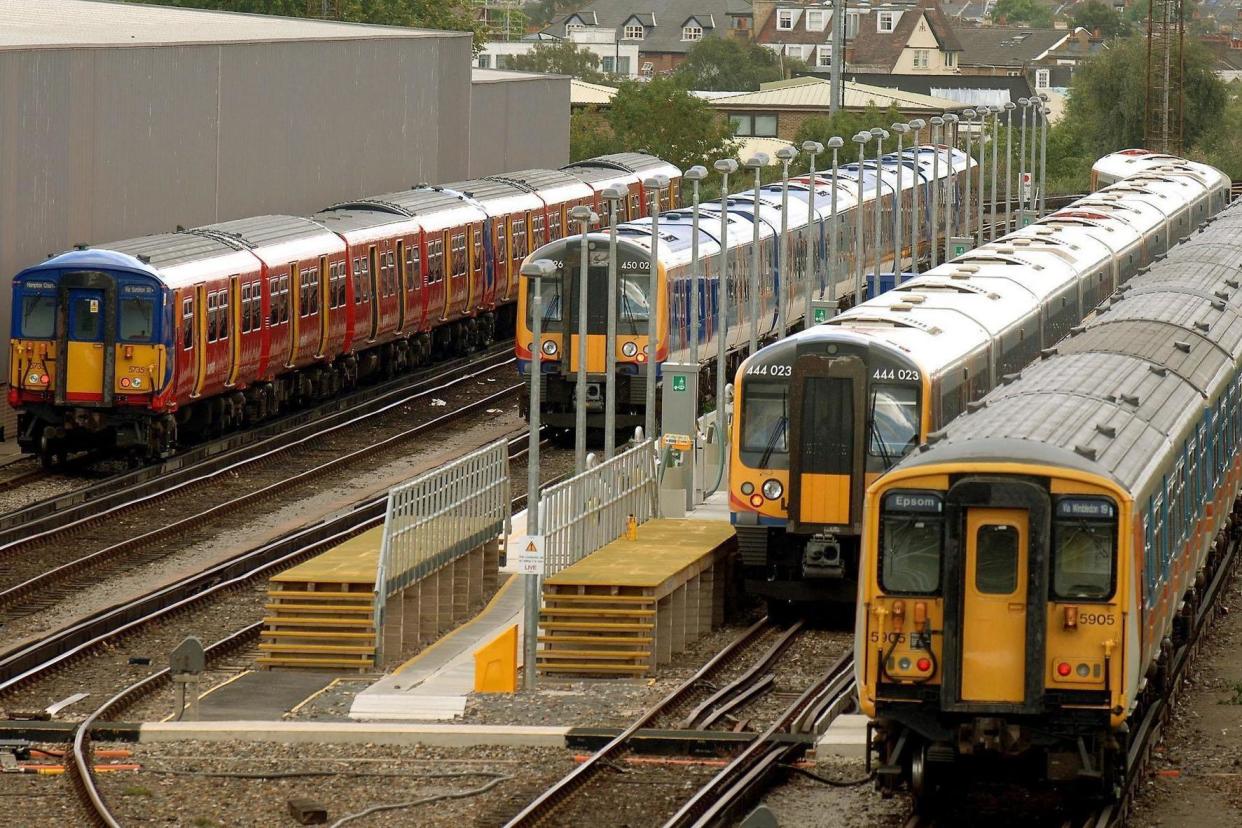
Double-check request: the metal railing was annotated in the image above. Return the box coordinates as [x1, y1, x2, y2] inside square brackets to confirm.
[373, 440, 510, 634]
[541, 439, 658, 576]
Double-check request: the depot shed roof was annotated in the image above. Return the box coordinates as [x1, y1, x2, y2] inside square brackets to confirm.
[709, 77, 968, 113]
[0, 0, 450, 49]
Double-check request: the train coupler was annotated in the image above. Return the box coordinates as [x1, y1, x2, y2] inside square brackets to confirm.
[803, 534, 845, 579]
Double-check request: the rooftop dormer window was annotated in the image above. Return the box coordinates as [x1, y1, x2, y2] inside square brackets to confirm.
[777, 9, 796, 30]
[878, 11, 900, 32]
[806, 9, 828, 31]
[625, 23, 645, 40]
[683, 21, 703, 41]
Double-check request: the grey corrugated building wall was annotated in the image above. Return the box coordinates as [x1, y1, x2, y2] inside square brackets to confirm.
[0, 1, 568, 440]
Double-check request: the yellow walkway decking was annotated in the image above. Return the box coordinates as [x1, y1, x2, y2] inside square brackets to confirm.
[540, 519, 737, 676]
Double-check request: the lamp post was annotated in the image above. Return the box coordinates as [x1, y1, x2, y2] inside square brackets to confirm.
[929, 116, 943, 268]
[983, 105, 994, 244]
[869, 127, 888, 289]
[827, 136, 844, 303]
[942, 113, 958, 261]
[1029, 99, 1039, 216]
[1018, 97, 1030, 215]
[908, 119, 925, 274]
[801, 140, 823, 324]
[1039, 94, 1050, 215]
[851, 131, 871, 305]
[683, 167, 707, 370]
[961, 109, 975, 248]
[601, 186, 626, 460]
[890, 123, 909, 276]
[744, 153, 768, 355]
[1004, 101, 1015, 237]
[712, 158, 737, 487]
[519, 257, 557, 692]
[642, 174, 669, 444]
[775, 145, 797, 339]
[568, 205, 598, 475]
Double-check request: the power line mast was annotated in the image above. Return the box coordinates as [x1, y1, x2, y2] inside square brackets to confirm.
[1144, 0, 1186, 154]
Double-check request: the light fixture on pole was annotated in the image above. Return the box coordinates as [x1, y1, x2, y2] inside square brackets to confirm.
[869, 127, 888, 290]
[642, 174, 669, 444]
[851, 131, 871, 306]
[743, 153, 769, 355]
[518, 257, 557, 692]
[827, 136, 844, 304]
[1003, 101, 1015, 238]
[961, 109, 975, 247]
[890, 123, 909, 278]
[684, 166, 707, 369]
[1029, 99, 1039, 216]
[1018, 97, 1030, 215]
[1038, 94, 1050, 215]
[568, 205, 598, 475]
[774, 145, 797, 339]
[801, 140, 824, 323]
[908, 119, 925, 274]
[710, 158, 737, 495]
[929, 116, 943, 269]
[601, 185, 627, 460]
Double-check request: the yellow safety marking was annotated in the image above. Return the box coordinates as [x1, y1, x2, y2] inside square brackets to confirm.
[799, 473, 850, 525]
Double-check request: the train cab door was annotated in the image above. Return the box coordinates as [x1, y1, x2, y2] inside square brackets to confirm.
[317, 255, 332, 354]
[960, 508, 1030, 703]
[394, 243, 407, 335]
[55, 274, 114, 407]
[367, 246, 381, 335]
[787, 354, 866, 532]
[226, 275, 241, 387]
[286, 264, 300, 368]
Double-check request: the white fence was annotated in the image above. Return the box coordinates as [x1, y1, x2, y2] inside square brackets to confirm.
[373, 440, 510, 611]
[541, 439, 658, 576]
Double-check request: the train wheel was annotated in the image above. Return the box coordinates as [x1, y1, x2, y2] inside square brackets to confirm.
[910, 742, 939, 815]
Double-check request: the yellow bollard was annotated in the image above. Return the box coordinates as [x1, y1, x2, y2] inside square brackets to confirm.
[626, 514, 638, 541]
[473, 623, 518, 693]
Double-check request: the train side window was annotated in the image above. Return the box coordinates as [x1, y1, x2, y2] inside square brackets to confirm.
[279, 276, 290, 323]
[497, 222, 508, 263]
[549, 210, 562, 240]
[408, 246, 421, 288]
[269, 280, 280, 326]
[975, 525, 1018, 594]
[473, 227, 483, 271]
[512, 219, 528, 260]
[219, 288, 229, 340]
[240, 284, 252, 333]
[337, 263, 348, 306]
[532, 215, 546, 247]
[207, 292, 218, 342]
[451, 233, 467, 279]
[20, 293, 56, 338]
[299, 273, 310, 317]
[1051, 497, 1117, 601]
[386, 252, 397, 294]
[182, 297, 194, 350]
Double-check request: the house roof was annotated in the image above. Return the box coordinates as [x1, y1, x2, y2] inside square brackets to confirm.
[709, 76, 968, 111]
[570, 78, 620, 105]
[849, 1, 963, 73]
[952, 25, 1068, 68]
[831, 71, 1035, 106]
[548, 1, 743, 55]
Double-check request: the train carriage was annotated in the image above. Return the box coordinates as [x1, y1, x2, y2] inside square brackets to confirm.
[729, 152, 1231, 613]
[8, 154, 680, 466]
[856, 200, 1242, 808]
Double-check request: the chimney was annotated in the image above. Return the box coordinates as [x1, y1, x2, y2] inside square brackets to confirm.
[753, 0, 778, 34]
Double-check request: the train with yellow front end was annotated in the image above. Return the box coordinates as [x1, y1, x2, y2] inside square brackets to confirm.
[729, 151, 1231, 614]
[855, 197, 1242, 810]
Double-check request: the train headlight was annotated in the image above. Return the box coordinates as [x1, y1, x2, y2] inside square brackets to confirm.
[541, 340, 558, 356]
[27, 373, 39, 384]
[740, 481, 754, 496]
[762, 479, 783, 500]
[622, 341, 638, 357]
[132, 377, 142, 389]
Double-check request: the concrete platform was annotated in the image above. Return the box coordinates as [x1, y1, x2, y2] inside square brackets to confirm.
[139, 721, 566, 747]
[813, 713, 869, 760]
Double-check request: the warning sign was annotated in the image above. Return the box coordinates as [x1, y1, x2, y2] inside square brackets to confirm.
[517, 535, 545, 575]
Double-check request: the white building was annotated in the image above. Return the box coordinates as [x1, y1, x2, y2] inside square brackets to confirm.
[477, 29, 641, 78]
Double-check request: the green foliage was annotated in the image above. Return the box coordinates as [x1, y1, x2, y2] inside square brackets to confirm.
[120, 0, 489, 52]
[1057, 36, 1225, 161]
[1226, 681, 1242, 705]
[1190, 81, 1242, 181]
[605, 78, 738, 174]
[507, 41, 606, 82]
[1072, 0, 1131, 38]
[675, 38, 786, 92]
[793, 104, 908, 173]
[526, 0, 577, 26]
[569, 106, 623, 162]
[990, 0, 1053, 27]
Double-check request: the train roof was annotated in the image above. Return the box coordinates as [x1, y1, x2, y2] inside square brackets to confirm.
[332, 187, 471, 218]
[92, 232, 237, 269]
[892, 201, 1242, 497]
[198, 214, 337, 248]
[566, 153, 681, 178]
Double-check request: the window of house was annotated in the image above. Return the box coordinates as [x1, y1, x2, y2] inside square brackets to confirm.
[616, 56, 632, 74]
[602, 55, 615, 73]
[846, 11, 860, 39]
[683, 24, 702, 41]
[477, 54, 491, 69]
[1036, 68, 1050, 89]
[786, 44, 809, 60]
[878, 11, 898, 32]
[640, 61, 654, 76]
[913, 49, 929, 69]
[777, 9, 795, 30]
[818, 45, 833, 67]
[806, 9, 827, 31]
[946, 52, 956, 67]
[566, 22, 584, 33]
[624, 23, 645, 39]
[729, 113, 777, 137]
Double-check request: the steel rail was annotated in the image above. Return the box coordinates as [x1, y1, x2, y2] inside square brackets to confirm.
[0, 342, 515, 544]
[681, 621, 804, 730]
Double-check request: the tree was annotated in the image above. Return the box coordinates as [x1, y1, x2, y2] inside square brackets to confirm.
[507, 41, 607, 82]
[1059, 36, 1225, 159]
[120, 0, 489, 53]
[990, 0, 1054, 27]
[675, 38, 786, 92]
[526, 0, 578, 27]
[1071, 0, 1130, 38]
[606, 78, 738, 174]
[570, 107, 623, 162]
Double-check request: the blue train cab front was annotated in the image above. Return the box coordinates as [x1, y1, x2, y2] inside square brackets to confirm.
[9, 249, 171, 457]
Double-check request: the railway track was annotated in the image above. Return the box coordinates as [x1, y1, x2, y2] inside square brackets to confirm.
[0, 353, 523, 643]
[0, 340, 516, 537]
[504, 620, 855, 827]
[0, 431, 561, 825]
